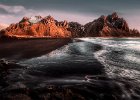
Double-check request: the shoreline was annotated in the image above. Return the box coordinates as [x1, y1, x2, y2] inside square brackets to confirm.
[0, 38, 72, 61]
[0, 38, 140, 100]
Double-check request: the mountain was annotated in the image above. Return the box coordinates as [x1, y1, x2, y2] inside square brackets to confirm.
[0, 12, 140, 39]
[0, 15, 71, 39]
[84, 12, 140, 37]
[68, 22, 85, 37]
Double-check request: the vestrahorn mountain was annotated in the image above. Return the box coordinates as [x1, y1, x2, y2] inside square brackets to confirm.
[0, 12, 139, 39]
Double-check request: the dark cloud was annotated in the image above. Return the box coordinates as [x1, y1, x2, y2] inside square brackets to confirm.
[0, 8, 8, 14]
[0, 0, 140, 15]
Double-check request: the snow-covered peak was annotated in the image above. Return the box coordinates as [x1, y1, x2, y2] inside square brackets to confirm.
[29, 16, 42, 23]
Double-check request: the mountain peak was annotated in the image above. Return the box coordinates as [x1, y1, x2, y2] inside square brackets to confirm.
[111, 12, 119, 19]
[45, 15, 55, 21]
[46, 15, 54, 20]
[20, 17, 30, 23]
[29, 16, 42, 24]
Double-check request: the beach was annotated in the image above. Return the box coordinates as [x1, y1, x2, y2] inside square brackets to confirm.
[0, 38, 72, 61]
[0, 38, 140, 100]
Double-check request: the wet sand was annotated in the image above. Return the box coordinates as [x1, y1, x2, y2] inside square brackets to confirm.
[0, 38, 140, 100]
[0, 39, 106, 100]
[0, 38, 72, 61]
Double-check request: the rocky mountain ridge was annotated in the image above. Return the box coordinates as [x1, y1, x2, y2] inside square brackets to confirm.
[0, 15, 71, 39]
[0, 12, 140, 39]
[84, 12, 140, 37]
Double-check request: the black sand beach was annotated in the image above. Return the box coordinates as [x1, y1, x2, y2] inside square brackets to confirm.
[0, 38, 140, 100]
[0, 38, 72, 61]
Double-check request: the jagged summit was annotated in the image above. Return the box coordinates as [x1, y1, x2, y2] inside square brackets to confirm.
[19, 15, 55, 24]
[45, 15, 55, 21]
[29, 16, 42, 23]
[106, 12, 129, 31]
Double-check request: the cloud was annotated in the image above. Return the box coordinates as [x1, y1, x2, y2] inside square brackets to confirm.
[0, 4, 26, 14]
[0, 3, 97, 25]
[0, 4, 38, 24]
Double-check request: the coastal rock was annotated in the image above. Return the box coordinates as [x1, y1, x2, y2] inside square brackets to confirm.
[0, 59, 21, 72]
[2, 94, 32, 100]
[0, 59, 12, 72]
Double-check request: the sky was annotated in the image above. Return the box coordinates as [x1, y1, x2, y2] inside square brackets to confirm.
[0, 0, 140, 30]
